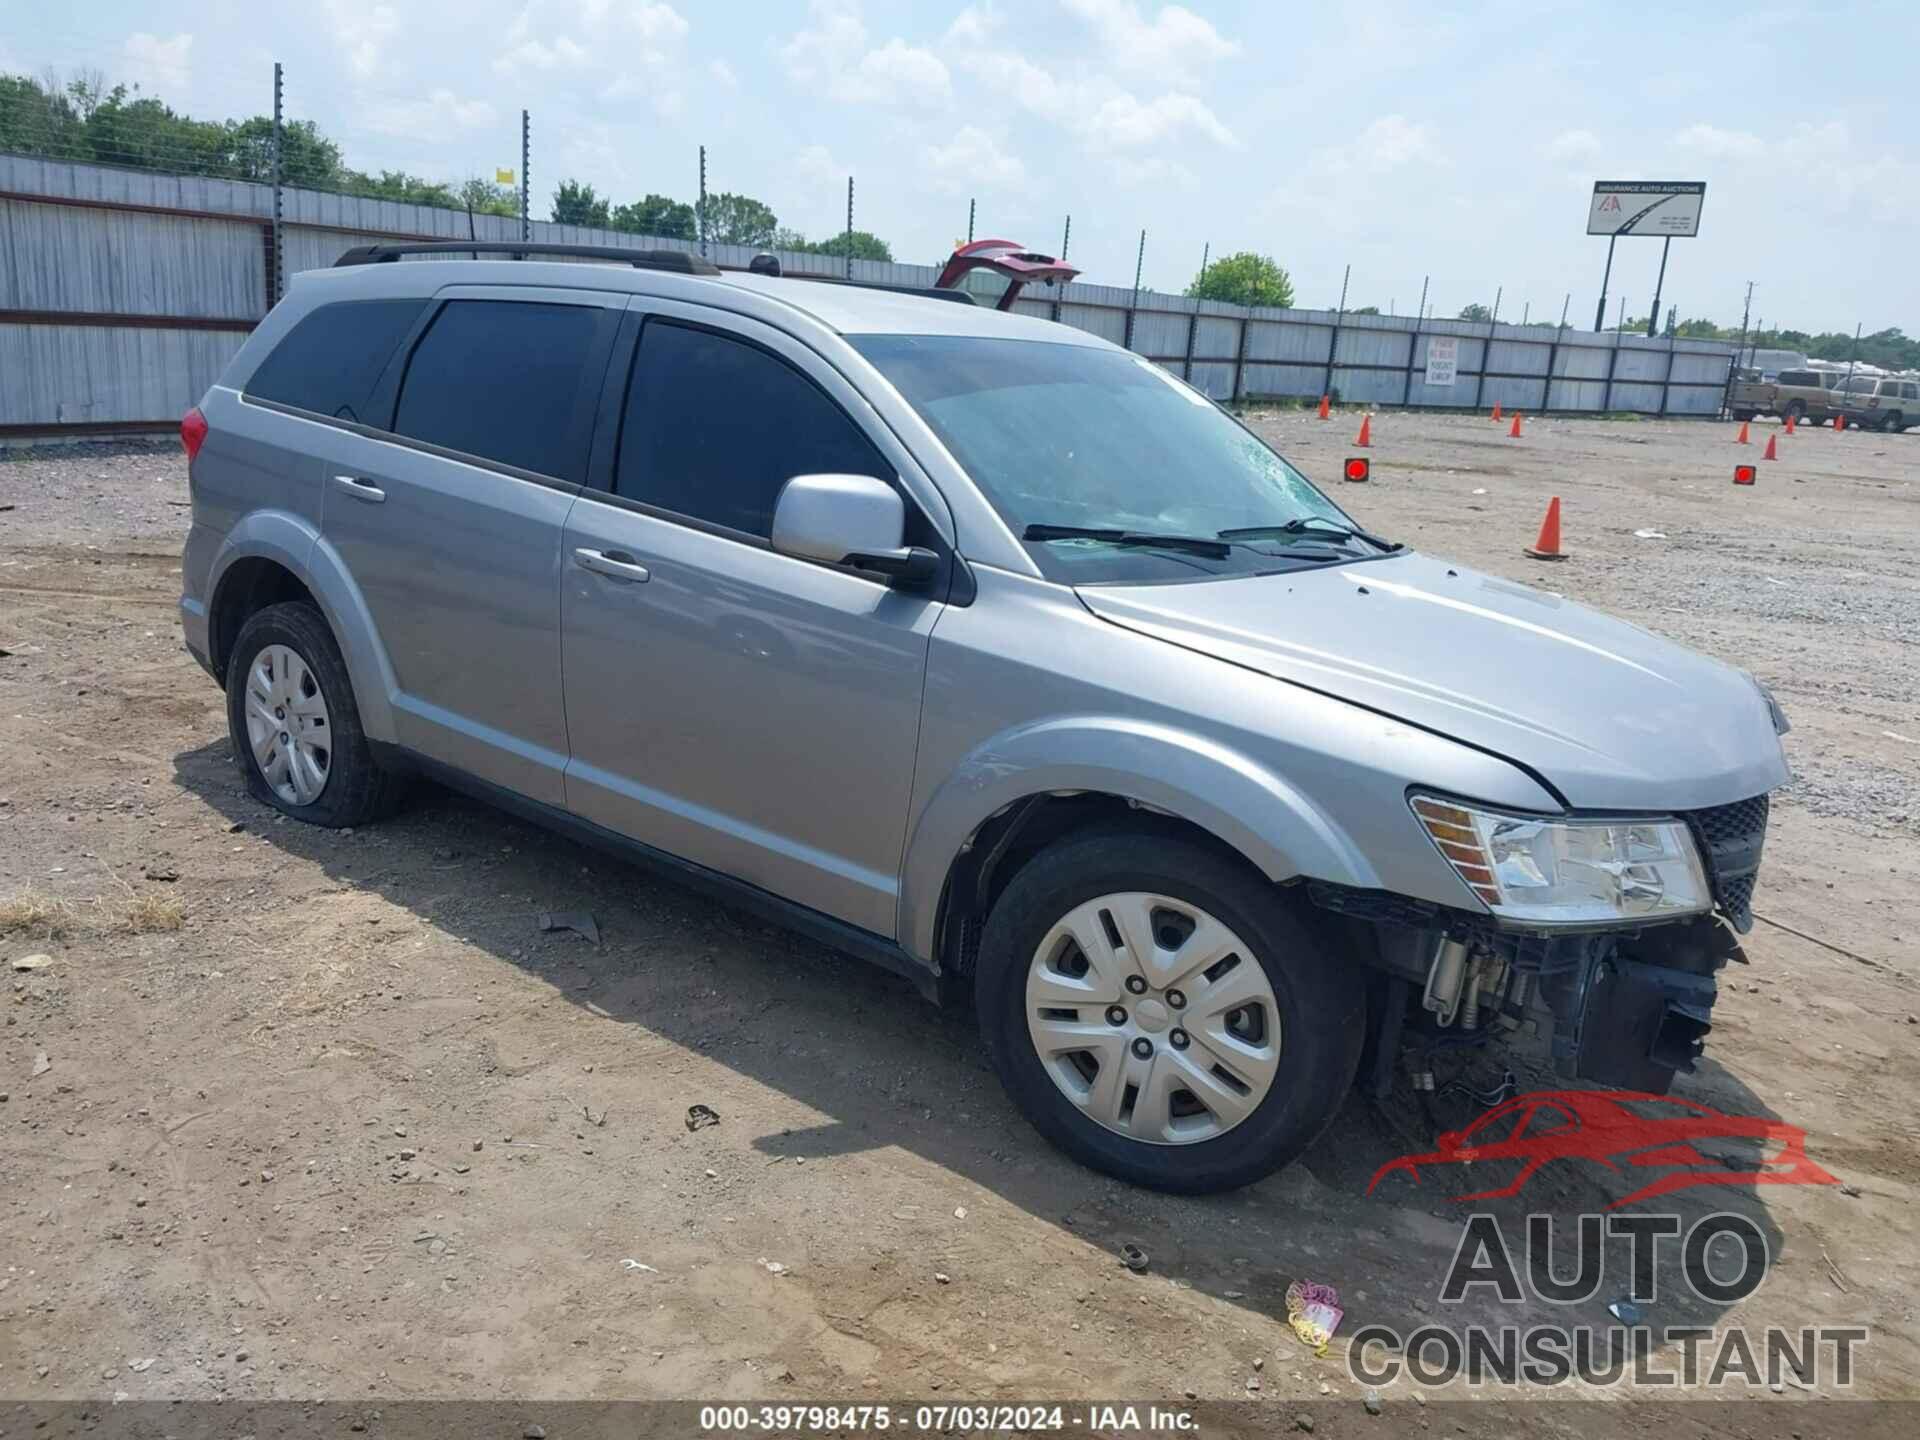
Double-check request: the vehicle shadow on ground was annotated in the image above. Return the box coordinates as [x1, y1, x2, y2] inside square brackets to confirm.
[174, 739, 1801, 1344]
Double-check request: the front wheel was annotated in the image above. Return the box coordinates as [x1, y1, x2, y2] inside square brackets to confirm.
[975, 832, 1365, 1193]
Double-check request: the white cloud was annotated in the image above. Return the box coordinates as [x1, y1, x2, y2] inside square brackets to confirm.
[1062, 0, 1239, 82]
[1545, 128, 1601, 162]
[1354, 114, 1438, 171]
[363, 88, 498, 142]
[322, 1, 398, 79]
[780, 1, 952, 107]
[493, 37, 592, 75]
[123, 32, 193, 93]
[795, 143, 844, 185]
[1089, 91, 1236, 149]
[709, 58, 739, 88]
[923, 124, 1027, 193]
[959, 48, 1234, 157]
[1674, 123, 1764, 160]
[944, 3, 1004, 47]
[626, 2, 688, 42]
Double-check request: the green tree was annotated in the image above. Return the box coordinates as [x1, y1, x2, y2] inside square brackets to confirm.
[1457, 303, 1493, 323]
[1186, 252, 1294, 309]
[703, 191, 778, 246]
[0, 73, 86, 157]
[611, 193, 696, 239]
[788, 229, 893, 262]
[458, 177, 520, 217]
[551, 178, 610, 227]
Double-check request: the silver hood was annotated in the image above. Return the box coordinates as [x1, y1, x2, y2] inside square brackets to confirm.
[1077, 551, 1790, 813]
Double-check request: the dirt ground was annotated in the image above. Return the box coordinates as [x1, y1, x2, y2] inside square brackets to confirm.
[1, 410, 1917, 1428]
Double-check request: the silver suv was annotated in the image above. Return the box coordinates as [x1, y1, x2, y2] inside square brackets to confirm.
[179, 243, 1790, 1193]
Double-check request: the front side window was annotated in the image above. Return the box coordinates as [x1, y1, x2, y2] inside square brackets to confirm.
[245, 298, 426, 421]
[615, 320, 890, 538]
[852, 334, 1362, 583]
[392, 300, 603, 481]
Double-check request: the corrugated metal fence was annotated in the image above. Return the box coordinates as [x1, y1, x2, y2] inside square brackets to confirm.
[1, 153, 1737, 435]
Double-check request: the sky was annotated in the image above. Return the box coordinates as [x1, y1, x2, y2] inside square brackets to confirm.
[6, 0, 1917, 335]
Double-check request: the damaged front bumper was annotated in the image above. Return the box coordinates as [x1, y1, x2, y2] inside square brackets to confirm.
[1317, 793, 1773, 1097]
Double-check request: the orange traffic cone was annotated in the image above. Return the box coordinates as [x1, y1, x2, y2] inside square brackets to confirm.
[1491, 402, 1503, 422]
[1735, 419, 1750, 444]
[1317, 393, 1331, 420]
[1835, 413, 1847, 432]
[1763, 433, 1778, 461]
[1525, 497, 1566, 560]
[1355, 413, 1372, 447]
[1508, 413, 1524, 438]
[1785, 413, 1797, 435]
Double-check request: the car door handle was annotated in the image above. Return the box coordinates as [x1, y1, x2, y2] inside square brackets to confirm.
[331, 475, 386, 503]
[573, 547, 651, 584]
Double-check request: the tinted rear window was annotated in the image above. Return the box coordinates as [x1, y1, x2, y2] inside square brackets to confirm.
[1777, 370, 1819, 386]
[614, 320, 889, 537]
[392, 300, 604, 481]
[245, 299, 425, 421]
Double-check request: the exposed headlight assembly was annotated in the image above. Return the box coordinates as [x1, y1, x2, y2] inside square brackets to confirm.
[1411, 794, 1711, 926]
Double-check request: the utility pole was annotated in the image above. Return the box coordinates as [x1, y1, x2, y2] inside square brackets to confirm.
[1195, 241, 1209, 288]
[1616, 295, 1626, 331]
[1490, 285, 1502, 326]
[1734, 280, 1754, 369]
[1559, 293, 1571, 328]
[1645, 235, 1672, 338]
[845, 176, 854, 279]
[966, 197, 974, 244]
[519, 110, 530, 242]
[1059, 214, 1070, 260]
[270, 62, 283, 303]
[1842, 321, 1863, 391]
[698, 145, 708, 256]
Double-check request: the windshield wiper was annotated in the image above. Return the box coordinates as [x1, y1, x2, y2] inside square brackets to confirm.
[1217, 517, 1401, 552]
[1022, 524, 1234, 559]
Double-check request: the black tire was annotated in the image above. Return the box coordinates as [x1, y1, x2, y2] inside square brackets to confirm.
[1784, 400, 1805, 424]
[225, 601, 402, 828]
[1731, 410, 1755, 423]
[975, 831, 1366, 1193]
[1884, 411, 1904, 433]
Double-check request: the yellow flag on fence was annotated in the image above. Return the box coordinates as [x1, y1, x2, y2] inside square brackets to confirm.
[495, 168, 515, 185]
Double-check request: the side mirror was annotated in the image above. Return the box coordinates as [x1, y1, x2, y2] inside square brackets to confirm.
[771, 474, 939, 586]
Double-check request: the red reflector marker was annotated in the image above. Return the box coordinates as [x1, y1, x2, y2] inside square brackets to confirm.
[180, 406, 208, 462]
[1733, 464, 1756, 486]
[1343, 456, 1370, 483]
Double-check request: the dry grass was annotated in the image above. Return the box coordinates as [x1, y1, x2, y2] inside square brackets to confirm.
[0, 885, 183, 940]
[0, 888, 78, 940]
[115, 891, 184, 934]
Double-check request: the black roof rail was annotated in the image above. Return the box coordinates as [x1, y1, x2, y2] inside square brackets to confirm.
[779, 272, 976, 305]
[332, 242, 721, 274]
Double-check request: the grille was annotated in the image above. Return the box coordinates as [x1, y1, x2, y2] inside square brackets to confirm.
[1682, 794, 1769, 926]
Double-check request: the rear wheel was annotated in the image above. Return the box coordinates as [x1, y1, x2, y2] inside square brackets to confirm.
[1883, 410, 1905, 433]
[975, 831, 1365, 1193]
[1731, 410, 1755, 423]
[1785, 400, 1805, 424]
[225, 602, 400, 827]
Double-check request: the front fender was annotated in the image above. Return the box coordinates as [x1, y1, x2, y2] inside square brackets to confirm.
[206, 513, 400, 744]
[898, 715, 1382, 965]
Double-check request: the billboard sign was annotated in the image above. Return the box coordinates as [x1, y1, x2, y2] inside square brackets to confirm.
[1587, 181, 1706, 238]
[1424, 336, 1458, 387]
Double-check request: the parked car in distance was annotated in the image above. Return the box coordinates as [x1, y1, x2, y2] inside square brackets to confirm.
[1833, 373, 1918, 431]
[1728, 368, 1845, 425]
[178, 243, 1791, 1194]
